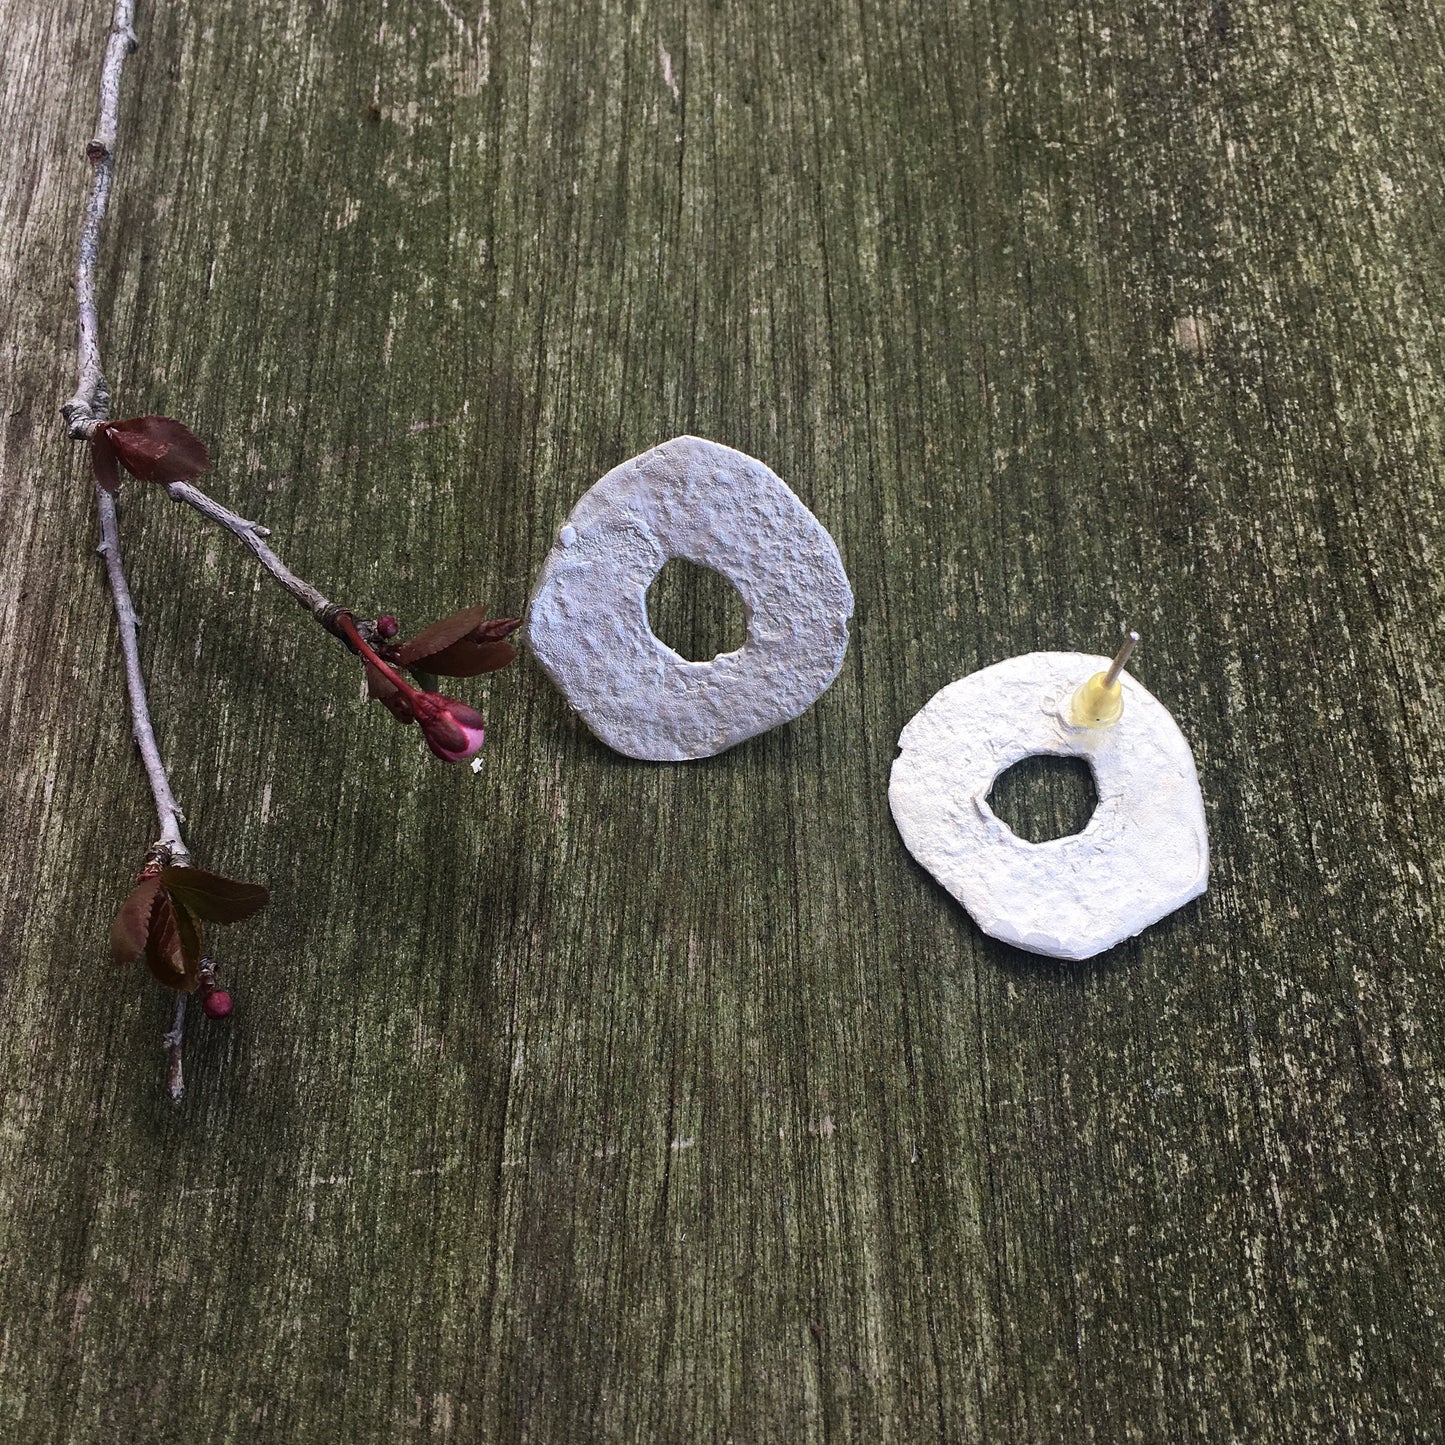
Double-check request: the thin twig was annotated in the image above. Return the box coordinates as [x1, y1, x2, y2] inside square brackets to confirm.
[95, 492, 189, 859]
[163, 481, 341, 629]
[65, 0, 184, 849]
[62, 0, 135, 436]
[65, 0, 193, 1098]
[59, 0, 342, 638]
[163, 995, 187, 1104]
[66, 0, 187, 855]
[62, 0, 371, 653]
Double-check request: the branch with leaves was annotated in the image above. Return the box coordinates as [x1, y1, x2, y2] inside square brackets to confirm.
[65, 2, 519, 1101]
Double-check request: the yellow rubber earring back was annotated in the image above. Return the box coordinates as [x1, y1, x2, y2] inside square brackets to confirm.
[1070, 630, 1139, 730]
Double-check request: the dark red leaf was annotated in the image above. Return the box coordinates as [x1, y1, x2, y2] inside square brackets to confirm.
[397, 608, 521, 677]
[421, 637, 518, 678]
[91, 429, 121, 493]
[476, 616, 522, 643]
[365, 662, 414, 723]
[365, 663, 400, 701]
[108, 429, 168, 471]
[173, 901, 205, 992]
[143, 892, 189, 988]
[111, 875, 162, 964]
[160, 866, 269, 924]
[103, 416, 211, 483]
[394, 606, 490, 667]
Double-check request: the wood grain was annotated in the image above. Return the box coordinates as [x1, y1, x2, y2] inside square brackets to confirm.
[3, 0, 1444, 1439]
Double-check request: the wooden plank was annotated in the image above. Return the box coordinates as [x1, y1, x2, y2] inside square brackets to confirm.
[2, 0, 1444, 1438]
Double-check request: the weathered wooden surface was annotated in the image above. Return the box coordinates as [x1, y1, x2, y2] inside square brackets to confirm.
[3, 0, 1444, 1439]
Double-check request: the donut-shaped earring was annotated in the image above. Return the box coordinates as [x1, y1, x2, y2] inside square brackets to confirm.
[527, 436, 854, 760]
[889, 643, 1208, 960]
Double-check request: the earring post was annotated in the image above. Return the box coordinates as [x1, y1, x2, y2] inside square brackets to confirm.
[1102, 630, 1141, 690]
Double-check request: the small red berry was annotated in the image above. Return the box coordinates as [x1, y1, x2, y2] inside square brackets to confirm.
[201, 988, 234, 1020]
[376, 614, 399, 639]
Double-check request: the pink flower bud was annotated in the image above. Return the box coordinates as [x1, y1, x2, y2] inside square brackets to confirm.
[410, 691, 487, 762]
[376, 614, 399, 639]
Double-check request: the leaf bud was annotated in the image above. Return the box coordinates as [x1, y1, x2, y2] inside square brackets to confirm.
[200, 986, 234, 1020]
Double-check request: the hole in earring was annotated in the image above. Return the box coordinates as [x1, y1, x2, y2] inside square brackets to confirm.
[988, 754, 1098, 843]
[646, 558, 748, 662]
